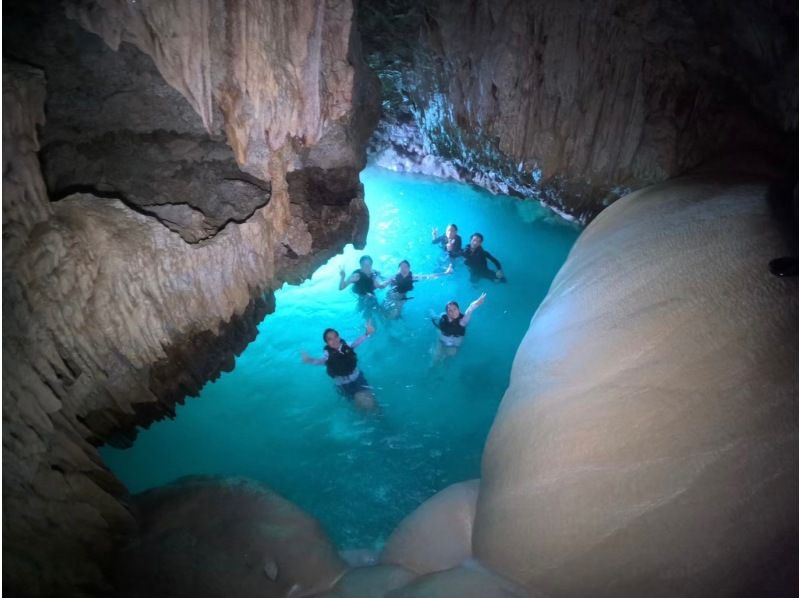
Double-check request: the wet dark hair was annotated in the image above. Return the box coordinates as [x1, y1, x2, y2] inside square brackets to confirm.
[471, 232, 484, 241]
[323, 328, 338, 342]
[446, 301, 460, 311]
[359, 255, 373, 266]
[399, 260, 410, 268]
[447, 224, 458, 231]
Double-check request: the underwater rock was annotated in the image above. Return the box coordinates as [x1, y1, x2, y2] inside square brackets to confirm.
[381, 479, 480, 575]
[472, 174, 798, 597]
[112, 477, 346, 598]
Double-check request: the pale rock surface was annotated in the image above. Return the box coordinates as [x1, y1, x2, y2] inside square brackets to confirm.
[316, 565, 418, 598]
[112, 477, 346, 598]
[67, 0, 365, 179]
[381, 479, 480, 574]
[472, 175, 798, 596]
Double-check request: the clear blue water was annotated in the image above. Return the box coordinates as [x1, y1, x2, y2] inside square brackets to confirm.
[101, 166, 580, 550]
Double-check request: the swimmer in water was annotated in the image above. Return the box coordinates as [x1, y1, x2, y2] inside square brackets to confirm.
[302, 320, 377, 410]
[339, 255, 388, 318]
[462, 233, 506, 284]
[431, 292, 487, 360]
[431, 223, 463, 264]
[382, 260, 453, 320]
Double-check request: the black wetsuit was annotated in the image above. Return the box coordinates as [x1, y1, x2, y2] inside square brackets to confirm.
[433, 234, 463, 258]
[351, 269, 380, 296]
[462, 246, 504, 283]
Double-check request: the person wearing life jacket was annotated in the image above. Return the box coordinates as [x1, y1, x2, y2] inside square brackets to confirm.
[383, 260, 453, 319]
[462, 233, 506, 283]
[431, 292, 487, 358]
[301, 320, 376, 409]
[431, 223, 463, 262]
[339, 255, 389, 318]
[339, 255, 388, 296]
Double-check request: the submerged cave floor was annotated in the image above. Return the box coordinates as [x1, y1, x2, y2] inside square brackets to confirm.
[101, 165, 580, 550]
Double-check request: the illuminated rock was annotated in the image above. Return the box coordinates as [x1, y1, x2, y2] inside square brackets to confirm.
[381, 480, 479, 575]
[472, 175, 798, 596]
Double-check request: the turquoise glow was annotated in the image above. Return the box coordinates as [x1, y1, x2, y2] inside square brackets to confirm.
[101, 166, 580, 550]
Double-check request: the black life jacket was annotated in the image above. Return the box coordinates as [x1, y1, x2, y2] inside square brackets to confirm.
[352, 269, 378, 296]
[439, 314, 465, 337]
[324, 341, 358, 377]
[392, 272, 414, 294]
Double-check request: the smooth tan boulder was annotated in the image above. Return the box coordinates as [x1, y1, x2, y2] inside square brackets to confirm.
[381, 480, 480, 574]
[472, 175, 798, 597]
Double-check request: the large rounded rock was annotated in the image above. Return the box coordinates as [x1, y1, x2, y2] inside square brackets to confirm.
[472, 175, 798, 597]
[381, 480, 480, 574]
[112, 476, 347, 598]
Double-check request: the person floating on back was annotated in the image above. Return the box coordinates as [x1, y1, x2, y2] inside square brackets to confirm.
[431, 223, 463, 264]
[302, 320, 377, 410]
[431, 292, 487, 359]
[383, 260, 453, 320]
[339, 255, 388, 317]
[462, 233, 506, 283]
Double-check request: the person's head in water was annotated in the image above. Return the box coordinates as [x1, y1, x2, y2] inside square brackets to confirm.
[359, 255, 374, 274]
[445, 301, 461, 320]
[323, 328, 341, 348]
[446, 224, 458, 239]
[469, 233, 484, 250]
[398, 260, 411, 276]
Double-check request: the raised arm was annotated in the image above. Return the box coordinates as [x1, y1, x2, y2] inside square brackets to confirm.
[460, 292, 487, 326]
[350, 320, 375, 348]
[339, 266, 359, 290]
[301, 351, 328, 365]
[431, 227, 439, 242]
[413, 263, 454, 281]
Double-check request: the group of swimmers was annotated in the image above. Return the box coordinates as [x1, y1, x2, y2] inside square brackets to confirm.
[301, 224, 506, 409]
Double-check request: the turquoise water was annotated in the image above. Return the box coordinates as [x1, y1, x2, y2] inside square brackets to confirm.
[101, 166, 580, 550]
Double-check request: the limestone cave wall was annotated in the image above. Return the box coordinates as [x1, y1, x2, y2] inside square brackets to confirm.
[361, 0, 798, 221]
[2, 1, 378, 595]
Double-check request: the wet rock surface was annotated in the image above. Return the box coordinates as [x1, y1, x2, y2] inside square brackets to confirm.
[360, 0, 797, 221]
[2, 0, 377, 595]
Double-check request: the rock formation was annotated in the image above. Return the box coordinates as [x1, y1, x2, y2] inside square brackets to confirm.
[361, 0, 797, 221]
[381, 479, 479, 575]
[2, 0, 378, 595]
[472, 172, 798, 596]
[111, 477, 348, 598]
